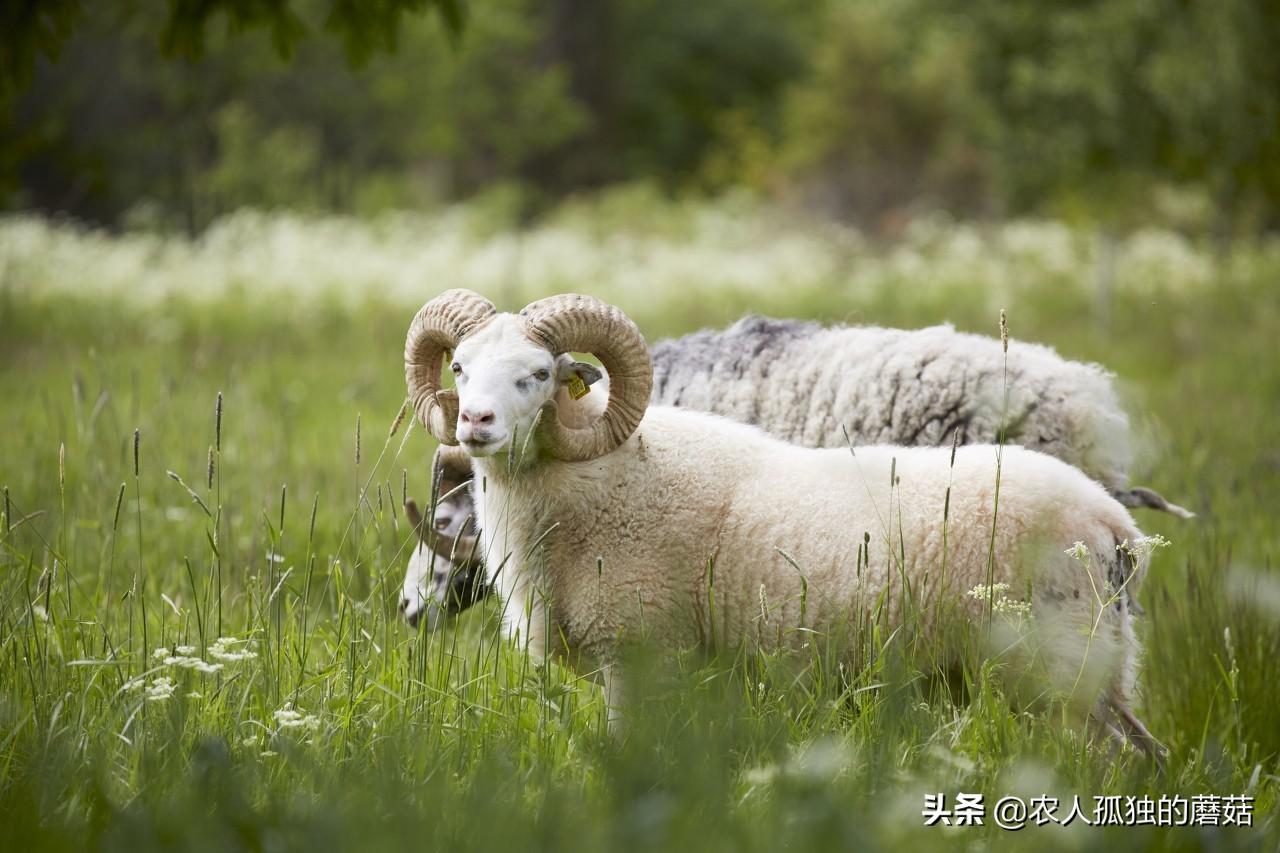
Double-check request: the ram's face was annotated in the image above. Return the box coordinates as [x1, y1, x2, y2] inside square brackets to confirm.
[400, 488, 478, 630]
[450, 316, 560, 458]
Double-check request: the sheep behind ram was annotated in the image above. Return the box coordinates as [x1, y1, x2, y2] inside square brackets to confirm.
[651, 315, 1189, 517]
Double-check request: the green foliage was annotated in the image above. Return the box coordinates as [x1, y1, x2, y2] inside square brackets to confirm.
[5, 0, 1280, 232]
[1, 0, 466, 93]
[775, 0, 991, 225]
[930, 0, 1280, 228]
[198, 103, 323, 211]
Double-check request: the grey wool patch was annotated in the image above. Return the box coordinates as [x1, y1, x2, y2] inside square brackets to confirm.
[650, 315, 1135, 494]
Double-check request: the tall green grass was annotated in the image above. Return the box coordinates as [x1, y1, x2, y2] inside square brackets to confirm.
[1, 242, 1278, 850]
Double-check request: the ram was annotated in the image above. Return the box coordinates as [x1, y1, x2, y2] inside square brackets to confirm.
[401, 312, 1188, 628]
[403, 288, 1164, 756]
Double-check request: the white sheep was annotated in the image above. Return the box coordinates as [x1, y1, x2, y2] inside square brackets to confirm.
[401, 311, 1187, 629]
[404, 289, 1164, 756]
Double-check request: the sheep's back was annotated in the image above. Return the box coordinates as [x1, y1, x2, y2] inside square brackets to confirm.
[649, 316, 1133, 490]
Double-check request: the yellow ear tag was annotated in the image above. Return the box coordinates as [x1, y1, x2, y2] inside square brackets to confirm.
[567, 374, 590, 400]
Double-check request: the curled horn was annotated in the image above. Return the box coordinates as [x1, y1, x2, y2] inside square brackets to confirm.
[519, 294, 652, 461]
[404, 289, 498, 444]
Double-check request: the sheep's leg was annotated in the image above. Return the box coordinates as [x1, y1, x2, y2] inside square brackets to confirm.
[1109, 698, 1167, 768]
[603, 665, 628, 738]
[1090, 698, 1167, 770]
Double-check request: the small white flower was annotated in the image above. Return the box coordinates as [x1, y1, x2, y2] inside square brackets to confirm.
[966, 582, 1011, 600]
[152, 647, 171, 660]
[993, 597, 1033, 617]
[175, 644, 196, 656]
[967, 582, 1032, 622]
[273, 703, 320, 731]
[1121, 535, 1172, 562]
[1064, 541, 1090, 562]
[209, 636, 258, 662]
[145, 676, 176, 702]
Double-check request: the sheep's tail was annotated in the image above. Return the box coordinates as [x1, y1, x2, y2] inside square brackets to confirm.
[1111, 486, 1195, 519]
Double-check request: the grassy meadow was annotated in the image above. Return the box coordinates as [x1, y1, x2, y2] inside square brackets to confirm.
[2, 199, 1279, 850]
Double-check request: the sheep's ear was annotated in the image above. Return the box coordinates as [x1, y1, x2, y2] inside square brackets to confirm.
[404, 499, 424, 534]
[555, 355, 603, 388]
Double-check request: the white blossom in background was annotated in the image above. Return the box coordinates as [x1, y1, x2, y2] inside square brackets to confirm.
[144, 677, 176, 702]
[152, 644, 224, 673]
[209, 636, 258, 662]
[0, 199, 1242, 312]
[273, 704, 321, 733]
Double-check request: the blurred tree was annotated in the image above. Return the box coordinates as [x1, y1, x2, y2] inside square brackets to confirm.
[937, 0, 1280, 233]
[5, 0, 1278, 233]
[1, 0, 465, 94]
[3, 0, 813, 228]
[776, 0, 992, 228]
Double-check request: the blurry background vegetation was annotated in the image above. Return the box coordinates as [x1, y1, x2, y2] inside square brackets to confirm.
[5, 0, 1279, 236]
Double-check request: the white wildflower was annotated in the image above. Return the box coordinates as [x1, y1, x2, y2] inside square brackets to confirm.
[1064, 541, 1090, 562]
[209, 636, 258, 662]
[153, 643, 224, 673]
[967, 582, 1032, 622]
[966, 582, 1011, 600]
[167, 656, 222, 674]
[273, 703, 321, 732]
[145, 677, 176, 702]
[1121, 534, 1172, 563]
[993, 597, 1033, 617]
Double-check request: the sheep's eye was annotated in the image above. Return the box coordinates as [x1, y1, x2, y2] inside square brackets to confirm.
[450, 362, 462, 375]
[434, 517, 450, 531]
[532, 369, 551, 382]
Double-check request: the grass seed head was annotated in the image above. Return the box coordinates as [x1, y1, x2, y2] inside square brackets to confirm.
[389, 401, 407, 437]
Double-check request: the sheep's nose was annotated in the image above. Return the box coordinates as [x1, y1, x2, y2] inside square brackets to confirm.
[460, 408, 495, 426]
[398, 597, 409, 614]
